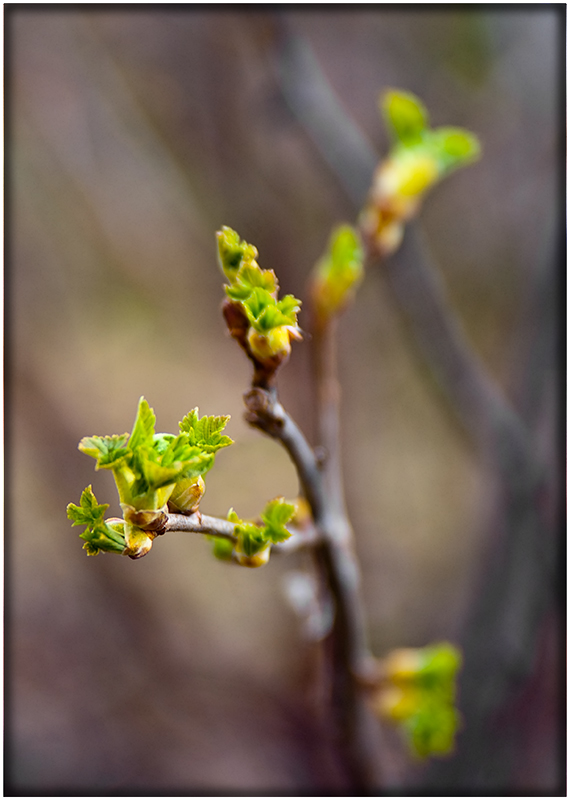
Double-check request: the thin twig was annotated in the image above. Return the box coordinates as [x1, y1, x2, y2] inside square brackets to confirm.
[161, 510, 319, 554]
[162, 512, 237, 541]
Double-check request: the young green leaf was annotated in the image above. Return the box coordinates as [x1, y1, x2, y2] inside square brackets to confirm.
[67, 485, 109, 528]
[404, 699, 461, 759]
[429, 127, 481, 173]
[312, 225, 364, 323]
[178, 409, 234, 453]
[277, 295, 302, 323]
[225, 263, 278, 301]
[414, 642, 462, 694]
[78, 434, 130, 469]
[260, 497, 294, 544]
[241, 286, 275, 324]
[255, 304, 294, 333]
[217, 226, 259, 282]
[227, 508, 269, 558]
[133, 447, 186, 492]
[79, 518, 126, 556]
[128, 397, 156, 451]
[68, 487, 126, 556]
[208, 535, 234, 561]
[382, 89, 429, 145]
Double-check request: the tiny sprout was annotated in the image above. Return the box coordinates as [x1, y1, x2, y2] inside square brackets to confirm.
[217, 227, 302, 384]
[360, 89, 480, 258]
[70, 399, 233, 559]
[370, 642, 463, 759]
[310, 224, 364, 328]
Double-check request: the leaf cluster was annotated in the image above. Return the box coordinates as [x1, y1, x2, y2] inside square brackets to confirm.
[378, 642, 463, 759]
[311, 224, 364, 325]
[78, 397, 232, 513]
[67, 485, 126, 556]
[72, 398, 234, 556]
[217, 226, 302, 363]
[382, 89, 480, 178]
[225, 497, 295, 566]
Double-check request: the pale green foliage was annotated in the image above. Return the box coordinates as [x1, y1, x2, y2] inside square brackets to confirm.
[179, 408, 234, 453]
[312, 224, 364, 323]
[67, 485, 126, 555]
[217, 226, 302, 361]
[227, 497, 295, 561]
[382, 89, 429, 146]
[377, 642, 463, 759]
[403, 643, 463, 758]
[79, 398, 218, 514]
[72, 398, 234, 556]
[381, 89, 480, 178]
[216, 225, 259, 282]
[77, 433, 130, 470]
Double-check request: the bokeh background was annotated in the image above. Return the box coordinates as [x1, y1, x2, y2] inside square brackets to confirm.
[5, 6, 564, 794]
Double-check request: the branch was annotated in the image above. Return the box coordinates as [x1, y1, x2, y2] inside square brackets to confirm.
[244, 387, 325, 520]
[162, 511, 237, 541]
[161, 509, 319, 555]
[243, 384, 384, 789]
[272, 15, 377, 208]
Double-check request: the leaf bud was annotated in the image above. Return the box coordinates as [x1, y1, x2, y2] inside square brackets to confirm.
[121, 504, 168, 531]
[234, 544, 271, 568]
[123, 521, 156, 559]
[311, 224, 364, 326]
[216, 226, 259, 282]
[369, 642, 463, 759]
[360, 89, 480, 259]
[247, 324, 297, 362]
[168, 475, 206, 513]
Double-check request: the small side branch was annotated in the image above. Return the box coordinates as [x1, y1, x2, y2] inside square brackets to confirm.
[163, 512, 237, 541]
[243, 387, 326, 521]
[161, 510, 319, 554]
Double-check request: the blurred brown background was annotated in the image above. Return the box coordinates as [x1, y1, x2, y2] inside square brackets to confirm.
[5, 6, 564, 795]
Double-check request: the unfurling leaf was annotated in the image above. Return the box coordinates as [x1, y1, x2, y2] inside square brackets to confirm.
[78, 434, 129, 469]
[128, 397, 156, 451]
[67, 486, 126, 556]
[179, 408, 234, 453]
[209, 535, 234, 561]
[311, 225, 364, 325]
[360, 89, 480, 258]
[371, 642, 463, 759]
[217, 227, 302, 370]
[67, 485, 109, 528]
[382, 89, 429, 145]
[260, 497, 295, 544]
[216, 226, 259, 282]
[73, 399, 233, 556]
[224, 499, 293, 567]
